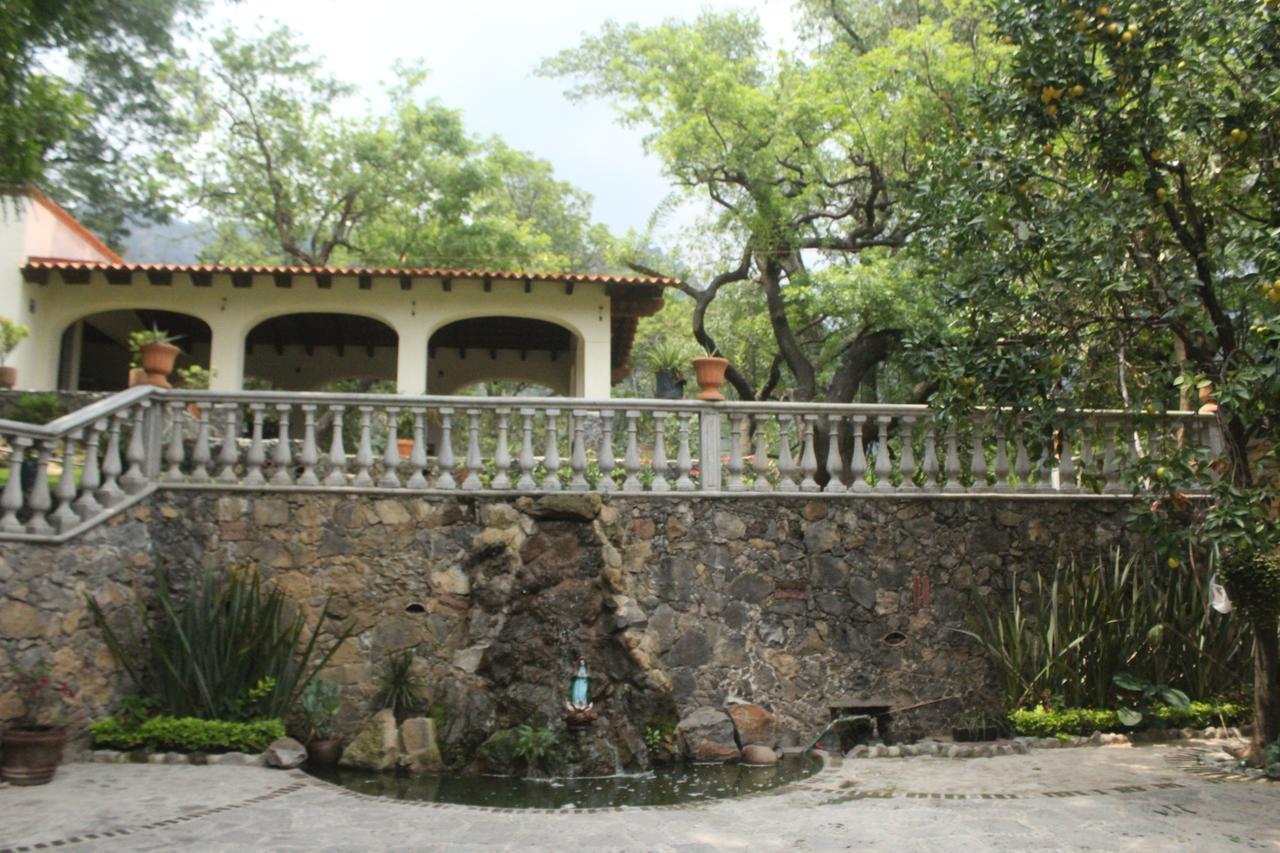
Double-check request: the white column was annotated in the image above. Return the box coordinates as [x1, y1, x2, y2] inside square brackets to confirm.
[579, 334, 611, 398]
[207, 318, 246, 391]
[395, 325, 429, 395]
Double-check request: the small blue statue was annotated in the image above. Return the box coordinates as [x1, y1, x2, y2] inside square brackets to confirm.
[569, 659, 591, 710]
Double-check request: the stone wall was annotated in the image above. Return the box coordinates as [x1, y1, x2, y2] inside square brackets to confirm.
[0, 492, 1133, 762]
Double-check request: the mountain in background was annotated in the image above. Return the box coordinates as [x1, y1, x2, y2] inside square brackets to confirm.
[121, 219, 207, 263]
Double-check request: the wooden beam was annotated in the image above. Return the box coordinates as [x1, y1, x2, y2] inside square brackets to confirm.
[273, 272, 292, 288]
[191, 271, 213, 287]
[400, 275, 412, 291]
[21, 267, 49, 285]
[316, 273, 332, 289]
[105, 268, 133, 285]
[232, 272, 252, 288]
[523, 278, 532, 294]
[358, 274, 372, 291]
[442, 277, 452, 292]
[564, 282, 574, 295]
[483, 277, 492, 292]
[145, 269, 172, 286]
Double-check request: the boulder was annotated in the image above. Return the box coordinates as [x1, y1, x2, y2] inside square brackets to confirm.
[677, 707, 740, 763]
[264, 737, 307, 769]
[741, 744, 778, 765]
[527, 494, 601, 521]
[339, 709, 399, 770]
[398, 717, 444, 773]
[725, 703, 782, 748]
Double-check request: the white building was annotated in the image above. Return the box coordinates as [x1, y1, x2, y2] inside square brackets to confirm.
[2, 188, 669, 397]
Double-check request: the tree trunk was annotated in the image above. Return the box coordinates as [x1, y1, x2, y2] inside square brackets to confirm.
[1251, 616, 1280, 762]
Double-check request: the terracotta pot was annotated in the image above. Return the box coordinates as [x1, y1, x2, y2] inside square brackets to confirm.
[2, 726, 67, 785]
[139, 342, 181, 389]
[691, 356, 729, 402]
[307, 737, 342, 767]
[397, 437, 415, 459]
[0, 366, 16, 390]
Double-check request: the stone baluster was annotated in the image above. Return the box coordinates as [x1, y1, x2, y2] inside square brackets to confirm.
[622, 410, 642, 493]
[776, 415, 798, 492]
[215, 404, 239, 485]
[873, 416, 893, 491]
[597, 410, 616, 493]
[823, 414, 846, 493]
[1034, 445, 1053, 492]
[1057, 420, 1077, 492]
[164, 402, 186, 483]
[920, 420, 940, 491]
[243, 404, 267, 486]
[942, 422, 963, 492]
[120, 403, 148, 493]
[74, 421, 104, 520]
[297, 405, 319, 486]
[799, 415, 820, 492]
[517, 408, 537, 490]
[849, 415, 870, 492]
[541, 408, 562, 491]
[726, 412, 747, 492]
[898, 416, 918, 491]
[993, 428, 1011, 491]
[1013, 422, 1031, 490]
[98, 413, 126, 505]
[25, 438, 55, 534]
[0, 437, 28, 532]
[752, 417, 772, 493]
[491, 408, 513, 490]
[271, 404, 294, 486]
[651, 412, 670, 493]
[968, 415, 988, 491]
[569, 409, 590, 491]
[407, 409, 429, 489]
[462, 408, 484, 491]
[1101, 420, 1123, 493]
[674, 412, 695, 491]
[353, 406, 375, 487]
[379, 407, 403, 488]
[52, 431, 82, 533]
[324, 405, 348, 486]
[1079, 418, 1097, 487]
[189, 406, 212, 484]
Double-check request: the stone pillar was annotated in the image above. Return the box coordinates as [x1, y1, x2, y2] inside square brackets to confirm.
[579, 334, 612, 399]
[207, 319, 246, 391]
[395, 325, 429, 395]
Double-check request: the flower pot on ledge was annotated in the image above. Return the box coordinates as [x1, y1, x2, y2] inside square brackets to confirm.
[139, 342, 181, 388]
[692, 356, 729, 401]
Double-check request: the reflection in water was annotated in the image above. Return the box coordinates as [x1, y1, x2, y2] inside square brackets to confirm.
[309, 754, 820, 809]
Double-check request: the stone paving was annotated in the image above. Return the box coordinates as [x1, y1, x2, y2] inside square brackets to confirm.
[1, 741, 1276, 852]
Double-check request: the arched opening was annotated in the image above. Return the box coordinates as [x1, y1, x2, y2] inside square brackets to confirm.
[243, 313, 397, 391]
[58, 309, 212, 391]
[428, 317, 576, 397]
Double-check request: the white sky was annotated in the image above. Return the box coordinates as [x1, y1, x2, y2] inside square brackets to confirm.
[205, 0, 797, 239]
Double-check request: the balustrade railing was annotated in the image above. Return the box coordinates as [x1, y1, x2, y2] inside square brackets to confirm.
[0, 388, 1222, 541]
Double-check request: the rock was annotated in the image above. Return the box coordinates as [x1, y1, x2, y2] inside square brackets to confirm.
[264, 737, 307, 769]
[846, 745, 869, 759]
[677, 707, 741, 763]
[527, 494, 601, 521]
[0, 600, 43, 639]
[712, 512, 746, 540]
[1010, 740, 1029, 755]
[741, 744, 778, 765]
[725, 703, 782, 749]
[886, 745, 901, 758]
[218, 751, 253, 766]
[398, 717, 444, 773]
[612, 595, 647, 630]
[340, 709, 400, 770]
[848, 577, 877, 611]
[726, 572, 772, 603]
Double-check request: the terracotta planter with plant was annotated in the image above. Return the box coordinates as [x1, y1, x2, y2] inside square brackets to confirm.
[301, 678, 343, 767]
[692, 355, 730, 401]
[129, 327, 183, 388]
[2, 660, 78, 785]
[0, 316, 30, 390]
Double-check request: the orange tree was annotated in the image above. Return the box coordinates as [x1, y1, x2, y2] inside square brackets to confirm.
[910, 0, 1279, 757]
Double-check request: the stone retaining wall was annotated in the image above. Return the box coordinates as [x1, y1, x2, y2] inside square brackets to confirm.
[0, 492, 1133, 760]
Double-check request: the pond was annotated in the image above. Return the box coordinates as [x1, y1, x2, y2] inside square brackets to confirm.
[308, 753, 823, 809]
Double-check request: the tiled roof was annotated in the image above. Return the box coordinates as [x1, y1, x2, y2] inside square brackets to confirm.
[20, 258, 679, 287]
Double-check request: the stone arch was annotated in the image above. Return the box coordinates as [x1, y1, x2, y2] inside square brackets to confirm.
[427, 316, 578, 396]
[57, 308, 212, 391]
[243, 312, 399, 391]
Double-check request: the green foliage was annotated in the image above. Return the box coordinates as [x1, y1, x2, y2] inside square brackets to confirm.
[642, 721, 676, 752]
[1263, 740, 1280, 779]
[958, 549, 1249, 709]
[1113, 672, 1190, 727]
[0, 317, 30, 365]
[174, 365, 214, 390]
[128, 326, 181, 353]
[87, 569, 350, 721]
[300, 678, 342, 741]
[91, 715, 285, 753]
[1219, 549, 1280, 623]
[512, 724, 559, 773]
[374, 650, 425, 718]
[3, 392, 64, 425]
[1009, 703, 1250, 738]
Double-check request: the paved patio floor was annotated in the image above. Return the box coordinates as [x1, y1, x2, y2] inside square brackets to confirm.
[1, 740, 1276, 852]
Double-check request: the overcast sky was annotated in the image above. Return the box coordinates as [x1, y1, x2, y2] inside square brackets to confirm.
[205, 0, 796, 240]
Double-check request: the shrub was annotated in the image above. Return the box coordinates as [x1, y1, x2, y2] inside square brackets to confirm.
[91, 715, 285, 753]
[88, 569, 350, 721]
[374, 650, 425, 720]
[1009, 702, 1250, 737]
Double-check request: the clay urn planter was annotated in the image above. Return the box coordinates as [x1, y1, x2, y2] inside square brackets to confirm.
[0, 366, 16, 389]
[139, 342, 181, 388]
[306, 737, 343, 767]
[397, 437, 415, 459]
[691, 356, 730, 401]
[1, 727, 68, 785]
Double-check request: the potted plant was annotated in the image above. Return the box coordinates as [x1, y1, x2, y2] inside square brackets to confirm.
[128, 327, 183, 388]
[2, 660, 78, 785]
[396, 411, 416, 459]
[951, 709, 1007, 742]
[0, 317, 30, 389]
[175, 365, 216, 417]
[691, 350, 730, 401]
[300, 678, 343, 766]
[646, 340, 692, 400]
